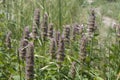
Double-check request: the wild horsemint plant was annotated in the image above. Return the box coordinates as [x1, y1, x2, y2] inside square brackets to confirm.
[86, 9, 97, 67]
[56, 35, 65, 67]
[55, 31, 61, 47]
[72, 23, 83, 40]
[69, 61, 77, 79]
[48, 23, 54, 39]
[63, 25, 71, 44]
[41, 13, 48, 41]
[49, 38, 56, 59]
[19, 39, 28, 60]
[29, 25, 38, 40]
[5, 31, 12, 49]
[79, 34, 88, 61]
[33, 8, 40, 28]
[88, 9, 96, 37]
[25, 42, 34, 80]
[19, 27, 30, 59]
[30, 8, 40, 40]
[22, 26, 30, 39]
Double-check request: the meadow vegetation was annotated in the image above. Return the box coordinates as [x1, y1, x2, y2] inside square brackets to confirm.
[0, 0, 120, 80]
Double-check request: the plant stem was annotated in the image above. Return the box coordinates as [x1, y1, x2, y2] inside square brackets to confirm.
[58, 0, 62, 31]
[17, 49, 22, 80]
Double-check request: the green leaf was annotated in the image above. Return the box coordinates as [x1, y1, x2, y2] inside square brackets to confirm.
[13, 75, 21, 80]
[94, 76, 104, 80]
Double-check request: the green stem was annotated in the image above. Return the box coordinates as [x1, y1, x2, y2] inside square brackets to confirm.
[42, 0, 45, 16]
[17, 49, 22, 80]
[108, 37, 110, 80]
[58, 0, 62, 31]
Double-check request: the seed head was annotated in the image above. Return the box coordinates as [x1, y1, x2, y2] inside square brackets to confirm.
[34, 8, 40, 28]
